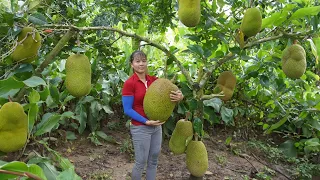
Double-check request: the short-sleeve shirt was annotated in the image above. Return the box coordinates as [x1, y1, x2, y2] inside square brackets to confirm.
[122, 72, 158, 126]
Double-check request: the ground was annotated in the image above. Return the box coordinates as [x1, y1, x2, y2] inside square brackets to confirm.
[52, 123, 292, 180]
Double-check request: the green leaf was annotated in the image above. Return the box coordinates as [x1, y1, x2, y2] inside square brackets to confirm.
[315, 102, 320, 110]
[262, 12, 281, 29]
[75, 104, 87, 134]
[23, 76, 46, 87]
[193, 117, 203, 136]
[187, 44, 204, 56]
[0, 161, 28, 179]
[225, 136, 232, 146]
[28, 12, 47, 25]
[0, 77, 24, 97]
[265, 115, 288, 134]
[28, 103, 39, 134]
[57, 168, 82, 180]
[203, 98, 222, 112]
[35, 113, 61, 136]
[66, 131, 77, 140]
[289, 6, 320, 21]
[279, 140, 297, 157]
[220, 107, 234, 125]
[96, 131, 119, 144]
[28, 164, 47, 180]
[28, 89, 40, 103]
[38, 161, 60, 180]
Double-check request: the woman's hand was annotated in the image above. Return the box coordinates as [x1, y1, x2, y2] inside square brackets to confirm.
[146, 120, 165, 126]
[170, 90, 184, 102]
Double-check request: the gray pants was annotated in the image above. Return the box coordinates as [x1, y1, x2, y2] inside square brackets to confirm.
[130, 125, 162, 180]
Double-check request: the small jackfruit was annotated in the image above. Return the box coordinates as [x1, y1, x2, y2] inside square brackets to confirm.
[143, 78, 179, 122]
[214, 71, 236, 101]
[0, 102, 28, 153]
[186, 140, 208, 177]
[281, 44, 306, 79]
[178, 0, 201, 27]
[169, 119, 193, 155]
[65, 54, 92, 97]
[11, 27, 42, 63]
[240, 7, 262, 37]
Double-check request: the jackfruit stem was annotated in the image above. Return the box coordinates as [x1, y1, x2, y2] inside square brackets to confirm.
[185, 111, 191, 121]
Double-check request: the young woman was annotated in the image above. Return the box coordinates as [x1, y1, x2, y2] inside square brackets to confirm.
[122, 50, 183, 180]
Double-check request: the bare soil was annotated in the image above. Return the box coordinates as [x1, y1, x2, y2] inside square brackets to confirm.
[52, 124, 292, 180]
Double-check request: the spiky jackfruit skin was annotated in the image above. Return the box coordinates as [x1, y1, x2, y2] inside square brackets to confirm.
[143, 78, 179, 122]
[0, 102, 28, 153]
[11, 27, 41, 63]
[65, 54, 92, 97]
[178, 0, 201, 27]
[169, 119, 193, 155]
[282, 44, 306, 79]
[214, 71, 236, 101]
[240, 7, 262, 37]
[186, 140, 208, 177]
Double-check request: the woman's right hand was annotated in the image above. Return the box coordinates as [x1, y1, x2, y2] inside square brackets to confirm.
[146, 120, 164, 126]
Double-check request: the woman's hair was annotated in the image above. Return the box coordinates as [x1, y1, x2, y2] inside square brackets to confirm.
[130, 50, 147, 63]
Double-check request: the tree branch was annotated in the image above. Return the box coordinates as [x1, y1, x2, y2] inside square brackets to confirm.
[39, 24, 194, 86]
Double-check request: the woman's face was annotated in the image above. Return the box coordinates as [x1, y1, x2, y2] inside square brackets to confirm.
[131, 55, 147, 74]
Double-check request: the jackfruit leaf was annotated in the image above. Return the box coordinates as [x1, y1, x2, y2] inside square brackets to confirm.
[57, 168, 81, 180]
[96, 131, 119, 144]
[304, 138, 320, 153]
[220, 106, 234, 125]
[203, 98, 222, 112]
[307, 39, 318, 62]
[204, 106, 219, 125]
[313, 37, 320, 65]
[23, 76, 46, 87]
[28, 103, 39, 133]
[0, 161, 46, 180]
[289, 6, 320, 21]
[103, 105, 113, 114]
[0, 77, 24, 97]
[75, 104, 87, 134]
[39, 87, 50, 101]
[259, 75, 270, 87]
[262, 12, 281, 29]
[28, 89, 40, 103]
[279, 140, 297, 157]
[265, 115, 288, 134]
[187, 99, 198, 111]
[118, 70, 129, 82]
[248, 71, 259, 78]
[310, 119, 320, 131]
[90, 101, 102, 119]
[28, 0, 41, 11]
[315, 102, 320, 111]
[187, 44, 204, 56]
[193, 117, 203, 137]
[81, 96, 95, 103]
[34, 113, 61, 136]
[28, 12, 47, 25]
[49, 85, 59, 103]
[38, 161, 60, 180]
[61, 111, 74, 118]
[28, 164, 47, 180]
[66, 131, 77, 140]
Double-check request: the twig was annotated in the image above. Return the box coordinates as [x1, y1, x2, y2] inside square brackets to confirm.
[251, 153, 292, 180]
[239, 153, 259, 173]
[0, 170, 43, 180]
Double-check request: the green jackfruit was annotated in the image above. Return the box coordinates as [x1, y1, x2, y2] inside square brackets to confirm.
[186, 140, 208, 177]
[282, 44, 306, 79]
[0, 102, 28, 153]
[65, 54, 92, 97]
[11, 27, 42, 63]
[214, 71, 236, 101]
[178, 0, 201, 27]
[240, 7, 262, 37]
[169, 119, 193, 155]
[143, 78, 179, 122]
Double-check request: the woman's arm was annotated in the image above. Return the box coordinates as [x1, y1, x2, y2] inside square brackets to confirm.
[122, 96, 148, 124]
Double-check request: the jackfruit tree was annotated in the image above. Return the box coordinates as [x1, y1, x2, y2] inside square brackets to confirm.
[0, 102, 28, 153]
[281, 43, 306, 79]
[11, 27, 42, 63]
[178, 0, 201, 27]
[143, 78, 179, 122]
[65, 54, 92, 97]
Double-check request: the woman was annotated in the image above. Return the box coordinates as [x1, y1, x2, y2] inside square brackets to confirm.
[122, 50, 184, 180]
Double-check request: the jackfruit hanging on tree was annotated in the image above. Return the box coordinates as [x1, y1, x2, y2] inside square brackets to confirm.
[240, 7, 262, 37]
[213, 71, 237, 101]
[281, 43, 306, 79]
[65, 54, 92, 97]
[186, 140, 208, 177]
[0, 102, 28, 153]
[143, 78, 179, 122]
[178, 0, 201, 27]
[169, 119, 193, 155]
[11, 27, 42, 63]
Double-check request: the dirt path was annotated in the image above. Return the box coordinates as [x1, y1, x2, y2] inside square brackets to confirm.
[55, 128, 291, 180]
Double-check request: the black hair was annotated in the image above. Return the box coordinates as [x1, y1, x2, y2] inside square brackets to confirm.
[129, 50, 147, 63]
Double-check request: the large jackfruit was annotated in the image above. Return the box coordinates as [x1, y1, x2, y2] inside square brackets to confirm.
[281, 44, 306, 79]
[143, 78, 179, 122]
[186, 140, 208, 177]
[178, 0, 201, 27]
[169, 119, 193, 155]
[214, 71, 236, 101]
[240, 7, 262, 37]
[65, 54, 92, 97]
[0, 102, 28, 153]
[11, 27, 42, 63]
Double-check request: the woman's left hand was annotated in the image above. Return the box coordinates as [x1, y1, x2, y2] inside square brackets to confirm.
[170, 90, 184, 102]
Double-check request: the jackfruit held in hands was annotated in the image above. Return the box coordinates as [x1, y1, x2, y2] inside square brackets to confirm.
[186, 140, 208, 177]
[178, 0, 201, 27]
[169, 119, 193, 155]
[11, 27, 42, 63]
[65, 54, 92, 97]
[281, 44, 306, 79]
[143, 78, 179, 122]
[214, 71, 236, 101]
[0, 102, 28, 153]
[240, 7, 262, 37]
